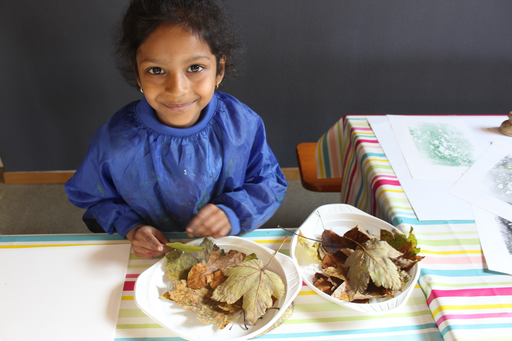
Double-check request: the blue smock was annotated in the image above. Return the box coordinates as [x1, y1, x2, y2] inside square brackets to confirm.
[65, 92, 287, 237]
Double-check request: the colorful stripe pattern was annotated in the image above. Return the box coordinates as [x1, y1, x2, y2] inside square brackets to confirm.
[0, 232, 442, 341]
[315, 116, 512, 341]
[114, 229, 442, 341]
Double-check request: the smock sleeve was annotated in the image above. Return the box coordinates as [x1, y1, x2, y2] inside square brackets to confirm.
[65, 133, 146, 238]
[212, 121, 287, 236]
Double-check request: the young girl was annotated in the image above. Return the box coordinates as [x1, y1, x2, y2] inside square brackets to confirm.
[65, 0, 287, 259]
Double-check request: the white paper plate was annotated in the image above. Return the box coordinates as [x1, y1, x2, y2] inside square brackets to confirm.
[290, 204, 420, 314]
[135, 236, 302, 341]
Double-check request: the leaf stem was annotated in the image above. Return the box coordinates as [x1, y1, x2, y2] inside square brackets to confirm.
[262, 236, 287, 271]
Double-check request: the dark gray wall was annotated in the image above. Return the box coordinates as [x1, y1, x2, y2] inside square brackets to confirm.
[1, 0, 511, 172]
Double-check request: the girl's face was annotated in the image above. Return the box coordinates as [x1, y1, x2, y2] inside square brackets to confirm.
[136, 23, 225, 128]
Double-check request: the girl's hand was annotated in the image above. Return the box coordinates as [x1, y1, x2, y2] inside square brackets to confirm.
[186, 204, 231, 239]
[126, 224, 172, 259]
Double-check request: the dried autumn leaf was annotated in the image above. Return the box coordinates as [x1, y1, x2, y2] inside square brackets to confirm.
[209, 270, 228, 289]
[198, 237, 222, 263]
[298, 231, 322, 262]
[323, 266, 348, 281]
[164, 279, 234, 329]
[322, 225, 372, 254]
[165, 250, 199, 281]
[187, 263, 214, 289]
[211, 259, 285, 325]
[344, 238, 403, 293]
[331, 281, 374, 302]
[312, 273, 334, 295]
[322, 252, 347, 269]
[187, 250, 246, 289]
[166, 242, 204, 253]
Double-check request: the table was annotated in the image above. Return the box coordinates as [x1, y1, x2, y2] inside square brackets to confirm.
[0, 231, 441, 341]
[315, 115, 512, 341]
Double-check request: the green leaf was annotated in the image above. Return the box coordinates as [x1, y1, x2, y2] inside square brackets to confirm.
[244, 253, 258, 262]
[198, 238, 221, 262]
[166, 242, 204, 253]
[211, 259, 285, 325]
[380, 227, 421, 256]
[165, 250, 199, 280]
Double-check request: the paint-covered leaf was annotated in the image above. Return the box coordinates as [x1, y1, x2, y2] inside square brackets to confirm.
[163, 279, 235, 329]
[165, 250, 199, 281]
[211, 259, 285, 325]
[198, 237, 222, 262]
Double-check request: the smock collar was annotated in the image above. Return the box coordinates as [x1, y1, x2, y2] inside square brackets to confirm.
[135, 94, 218, 137]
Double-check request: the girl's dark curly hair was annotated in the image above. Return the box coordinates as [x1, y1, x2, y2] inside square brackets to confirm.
[114, 0, 244, 88]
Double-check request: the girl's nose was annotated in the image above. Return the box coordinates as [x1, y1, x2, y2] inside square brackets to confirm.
[165, 72, 188, 97]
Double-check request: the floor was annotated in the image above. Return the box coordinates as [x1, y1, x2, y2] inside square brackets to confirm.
[0, 168, 341, 235]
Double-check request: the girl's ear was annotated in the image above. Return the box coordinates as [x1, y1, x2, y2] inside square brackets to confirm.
[216, 56, 226, 84]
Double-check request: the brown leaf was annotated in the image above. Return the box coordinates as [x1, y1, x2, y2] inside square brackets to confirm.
[321, 224, 372, 254]
[332, 280, 375, 302]
[187, 262, 214, 289]
[323, 266, 349, 281]
[210, 270, 228, 289]
[312, 273, 334, 295]
[366, 281, 394, 298]
[322, 252, 347, 269]
[187, 249, 246, 289]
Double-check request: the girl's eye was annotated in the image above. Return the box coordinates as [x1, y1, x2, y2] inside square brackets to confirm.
[188, 65, 204, 73]
[148, 67, 164, 75]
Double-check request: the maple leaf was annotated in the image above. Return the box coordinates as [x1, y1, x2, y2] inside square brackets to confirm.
[211, 259, 285, 325]
[344, 238, 403, 293]
[187, 250, 246, 289]
[165, 250, 199, 281]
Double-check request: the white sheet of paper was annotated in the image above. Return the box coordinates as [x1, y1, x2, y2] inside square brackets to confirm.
[387, 115, 484, 181]
[0, 243, 131, 341]
[473, 205, 512, 275]
[449, 139, 512, 222]
[367, 115, 509, 221]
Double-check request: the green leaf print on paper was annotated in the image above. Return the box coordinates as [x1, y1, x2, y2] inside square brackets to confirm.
[409, 122, 476, 167]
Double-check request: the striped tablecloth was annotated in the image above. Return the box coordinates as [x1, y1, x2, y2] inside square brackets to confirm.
[1, 232, 441, 341]
[315, 116, 512, 341]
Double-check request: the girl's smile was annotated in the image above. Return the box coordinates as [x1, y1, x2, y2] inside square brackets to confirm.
[136, 23, 225, 128]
